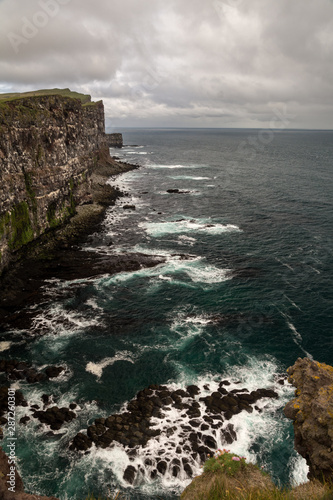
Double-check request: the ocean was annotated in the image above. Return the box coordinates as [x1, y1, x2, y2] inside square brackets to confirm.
[1, 128, 332, 499]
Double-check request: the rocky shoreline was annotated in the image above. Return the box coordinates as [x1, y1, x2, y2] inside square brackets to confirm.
[70, 380, 280, 485]
[0, 152, 167, 332]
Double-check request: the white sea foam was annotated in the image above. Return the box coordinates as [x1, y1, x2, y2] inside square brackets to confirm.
[31, 304, 100, 337]
[0, 341, 11, 352]
[78, 355, 305, 496]
[168, 175, 211, 180]
[85, 298, 105, 311]
[86, 352, 135, 379]
[289, 454, 309, 487]
[276, 257, 295, 272]
[178, 235, 196, 244]
[125, 151, 149, 155]
[284, 295, 302, 311]
[287, 321, 313, 360]
[148, 163, 204, 169]
[184, 316, 214, 326]
[139, 218, 241, 237]
[97, 254, 230, 289]
[164, 259, 229, 284]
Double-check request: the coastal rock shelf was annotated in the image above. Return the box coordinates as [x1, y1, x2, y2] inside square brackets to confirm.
[70, 381, 279, 484]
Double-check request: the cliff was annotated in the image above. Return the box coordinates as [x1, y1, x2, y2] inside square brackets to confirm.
[284, 357, 333, 481]
[0, 89, 113, 275]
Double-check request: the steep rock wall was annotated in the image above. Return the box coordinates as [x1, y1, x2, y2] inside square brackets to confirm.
[0, 94, 107, 274]
[284, 357, 333, 481]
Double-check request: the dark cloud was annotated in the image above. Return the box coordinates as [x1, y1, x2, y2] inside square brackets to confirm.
[0, 0, 332, 128]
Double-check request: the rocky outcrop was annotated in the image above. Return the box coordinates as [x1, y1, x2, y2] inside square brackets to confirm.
[0, 447, 58, 500]
[70, 380, 279, 484]
[106, 133, 123, 148]
[284, 357, 333, 481]
[0, 92, 108, 274]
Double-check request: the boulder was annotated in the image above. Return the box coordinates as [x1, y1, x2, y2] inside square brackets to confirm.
[123, 465, 136, 484]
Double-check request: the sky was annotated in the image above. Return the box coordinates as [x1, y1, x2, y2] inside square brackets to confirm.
[0, 0, 333, 129]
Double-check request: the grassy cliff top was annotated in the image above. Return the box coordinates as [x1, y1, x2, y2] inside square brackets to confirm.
[0, 88, 92, 105]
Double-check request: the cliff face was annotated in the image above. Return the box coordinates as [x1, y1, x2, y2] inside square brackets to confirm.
[0, 94, 108, 274]
[284, 357, 333, 481]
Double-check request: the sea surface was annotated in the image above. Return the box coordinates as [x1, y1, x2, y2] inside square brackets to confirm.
[1, 128, 333, 499]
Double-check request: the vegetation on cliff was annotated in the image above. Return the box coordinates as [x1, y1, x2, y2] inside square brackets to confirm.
[180, 450, 333, 499]
[284, 358, 333, 481]
[0, 89, 106, 274]
[181, 357, 333, 499]
[0, 88, 92, 105]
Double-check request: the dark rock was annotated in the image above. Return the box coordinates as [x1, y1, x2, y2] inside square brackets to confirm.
[189, 419, 201, 428]
[211, 391, 222, 399]
[34, 406, 76, 430]
[186, 385, 200, 397]
[123, 205, 136, 210]
[70, 432, 92, 451]
[202, 435, 217, 449]
[219, 380, 231, 386]
[45, 366, 65, 378]
[173, 389, 188, 398]
[150, 469, 157, 479]
[172, 465, 180, 477]
[222, 423, 237, 444]
[157, 460, 167, 475]
[20, 416, 30, 425]
[184, 463, 193, 477]
[42, 394, 50, 405]
[123, 465, 136, 484]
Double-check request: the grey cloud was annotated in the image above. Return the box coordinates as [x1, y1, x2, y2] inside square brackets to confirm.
[0, 0, 332, 128]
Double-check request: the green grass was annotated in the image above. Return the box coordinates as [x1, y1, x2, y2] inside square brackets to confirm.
[181, 451, 333, 500]
[204, 449, 249, 476]
[0, 88, 92, 104]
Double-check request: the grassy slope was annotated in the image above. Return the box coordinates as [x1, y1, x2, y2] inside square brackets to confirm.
[0, 88, 92, 105]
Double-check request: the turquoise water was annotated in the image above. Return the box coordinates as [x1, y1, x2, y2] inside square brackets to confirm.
[1, 128, 333, 499]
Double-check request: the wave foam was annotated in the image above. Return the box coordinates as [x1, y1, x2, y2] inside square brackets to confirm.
[139, 218, 241, 237]
[148, 163, 204, 169]
[77, 356, 305, 496]
[86, 352, 135, 379]
[168, 175, 211, 180]
[0, 341, 11, 352]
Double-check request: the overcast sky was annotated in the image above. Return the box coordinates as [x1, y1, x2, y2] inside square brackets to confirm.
[0, 0, 333, 129]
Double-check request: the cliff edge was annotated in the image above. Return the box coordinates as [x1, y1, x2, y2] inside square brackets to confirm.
[284, 357, 333, 481]
[181, 358, 333, 499]
[0, 89, 109, 274]
[0, 447, 58, 500]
